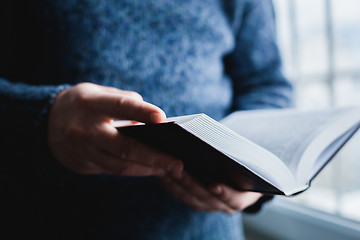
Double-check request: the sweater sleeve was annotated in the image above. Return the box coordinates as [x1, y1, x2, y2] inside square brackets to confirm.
[223, 0, 291, 212]
[0, 78, 71, 185]
[224, 0, 293, 111]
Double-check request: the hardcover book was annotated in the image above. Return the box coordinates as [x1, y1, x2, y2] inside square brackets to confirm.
[116, 107, 360, 196]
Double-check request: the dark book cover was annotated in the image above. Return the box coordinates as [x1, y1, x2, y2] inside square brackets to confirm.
[118, 122, 283, 195]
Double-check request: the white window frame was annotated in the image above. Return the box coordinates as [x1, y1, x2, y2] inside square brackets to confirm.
[243, 198, 360, 240]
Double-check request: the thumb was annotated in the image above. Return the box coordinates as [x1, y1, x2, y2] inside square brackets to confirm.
[94, 93, 166, 123]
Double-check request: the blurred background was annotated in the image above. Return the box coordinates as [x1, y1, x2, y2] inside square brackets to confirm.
[243, 0, 360, 239]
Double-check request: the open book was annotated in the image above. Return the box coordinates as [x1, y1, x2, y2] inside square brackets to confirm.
[117, 107, 360, 196]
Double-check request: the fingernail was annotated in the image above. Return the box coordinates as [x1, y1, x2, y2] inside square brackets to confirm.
[167, 162, 183, 174]
[150, 113, 162, 123]
[213, 185, 222, 194]
[168, 162, 183, 179]
[224, 209, 235, 215]
[156, 169, 167, 177]
[173, 171, 183, 179]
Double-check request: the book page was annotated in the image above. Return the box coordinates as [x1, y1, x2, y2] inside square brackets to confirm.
[308, 124, 359, 180]
[176, 114, 296, 192]
[220, 108, 357, 175]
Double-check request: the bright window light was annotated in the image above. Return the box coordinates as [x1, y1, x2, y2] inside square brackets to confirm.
[274, 0, 360, 223]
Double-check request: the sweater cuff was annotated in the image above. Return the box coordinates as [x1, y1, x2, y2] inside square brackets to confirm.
[34, 84, 73, 186]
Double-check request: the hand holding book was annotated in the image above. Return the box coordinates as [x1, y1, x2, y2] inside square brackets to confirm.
[47, 83, 182, 177]
[159, 172, 262, 213]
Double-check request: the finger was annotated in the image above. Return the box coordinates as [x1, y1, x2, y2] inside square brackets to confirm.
[65, 154, 103, 175]
[57, 138, 167, 177]
[88, 147, 167, 177]
[211, 184, 262, 211]
[93, 122, 183, 176]
[173, 173, 235, 213]
[54, 141, 107, 175]
[159, 175, 212, 212]
[93, 92, 166, 123]
[71, 160, 104, 175]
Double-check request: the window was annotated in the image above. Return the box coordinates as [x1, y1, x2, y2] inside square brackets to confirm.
[274, 0, 360, 222]
[243, 1, 360, 239]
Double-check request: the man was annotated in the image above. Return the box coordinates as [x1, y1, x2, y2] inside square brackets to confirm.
[0, 0, 292, 239]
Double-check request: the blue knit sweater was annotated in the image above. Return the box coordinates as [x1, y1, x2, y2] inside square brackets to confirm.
[0, 0, 292, 239]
